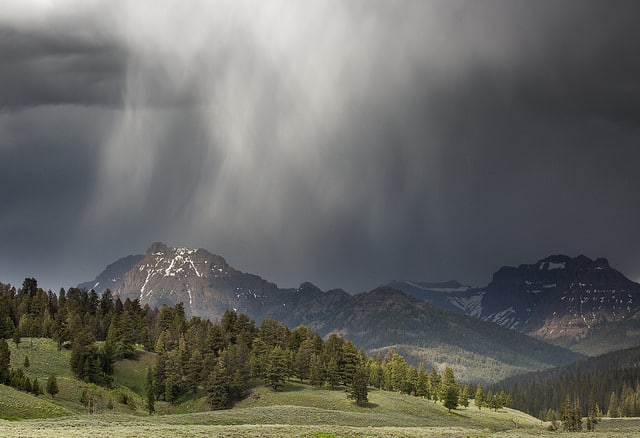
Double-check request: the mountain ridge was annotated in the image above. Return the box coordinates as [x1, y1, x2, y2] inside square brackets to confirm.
[77, 242, 583, 382]
[390, 254, 640, 354]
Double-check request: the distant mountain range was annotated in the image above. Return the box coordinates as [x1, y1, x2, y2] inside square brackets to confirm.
[78, 242, 584, 382]
[390, 254, 640, 355]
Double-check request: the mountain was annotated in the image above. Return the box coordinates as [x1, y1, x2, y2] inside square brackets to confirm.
[390, 255, 640, 355]
[77, 254, 144, 293]
[79, 243, 582, 383]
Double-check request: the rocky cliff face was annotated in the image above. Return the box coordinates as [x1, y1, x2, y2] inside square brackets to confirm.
[112, 242, 286, 320]
[479, 255, 640, 338]
[391, 254, 640, 346]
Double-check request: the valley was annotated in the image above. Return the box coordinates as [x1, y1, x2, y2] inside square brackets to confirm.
[3, 246, 640, 436]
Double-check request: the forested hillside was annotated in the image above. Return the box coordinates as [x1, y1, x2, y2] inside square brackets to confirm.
[495, 345, 640, 420]
[1, 278, 486, 413]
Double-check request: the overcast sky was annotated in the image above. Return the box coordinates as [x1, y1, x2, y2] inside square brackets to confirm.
[1, 1, 640, 293]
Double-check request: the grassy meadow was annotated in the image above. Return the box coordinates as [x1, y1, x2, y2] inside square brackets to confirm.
[1, 338, 638, 437]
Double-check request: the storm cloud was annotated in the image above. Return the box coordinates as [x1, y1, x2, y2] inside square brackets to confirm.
[2, 1, 640, 292]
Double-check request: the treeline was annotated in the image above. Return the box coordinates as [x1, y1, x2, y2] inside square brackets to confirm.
[495, 345, 640, 420]
[0, 278, 512, 412]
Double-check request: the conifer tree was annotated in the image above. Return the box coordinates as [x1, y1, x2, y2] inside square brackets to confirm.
[475, 384, 485, 410]
[31, 377, 42, 396]
[13, 329, 21, 349]
[265, 346, 289, 391]
[327, 357, 341, 389]
[185, 349, 203, 398]
[349, 364, 369, 407]
[23, 354, 30, 369]
[428, 368, 440, 402]
[440, 366, 458, 412]
[46, 374, 59, 399]
[608, 391, 619, 418]
[146, 365, 155, 414]
[0, 338, 10, 385]
[587, 390, 599, 431]
[459, 385, 470, 408]
[415, 363, 429, 398]
[309, 353, 325, 388]
[164, 350, 182, 403]
[206, 361, 230, 409]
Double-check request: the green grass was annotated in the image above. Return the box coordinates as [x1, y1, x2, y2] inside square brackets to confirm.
[112, 349, 155, 397]
[4, 338, 147, 418]
[8, 338, 74, 379]
[0, 384, 74, 420]
[3, 338, 638, 436]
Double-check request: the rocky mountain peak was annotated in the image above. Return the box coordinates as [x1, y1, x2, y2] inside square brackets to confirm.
[148, 242, 168, 254]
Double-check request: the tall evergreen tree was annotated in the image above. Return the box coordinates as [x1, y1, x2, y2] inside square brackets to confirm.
[0, 339, 10, 385]
[475, 384, 485, 410]
[12, 329, 21, 349]
[428, 368, 440, 403]
[46, 375, 59, 399]
[31, 377, 42, 396]
[459, 385, 470, 408]
[309, 353, 325, 388]
[587, 390, 599, 431]
[206, 361, 230, 409]
[440, 366, 458, 412]
[349, 364, 369, 407]
[265, 346, 289, 391]
[326, 357, 341, 389]
[608, 391, 619, 418]
[146, 365, 155, 414]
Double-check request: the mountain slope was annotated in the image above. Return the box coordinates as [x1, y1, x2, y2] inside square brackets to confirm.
[495, 344, 640, 418]
[390, 255, 640, 355]
[80, 243, 583, 382]
[78, 254, 144, 293]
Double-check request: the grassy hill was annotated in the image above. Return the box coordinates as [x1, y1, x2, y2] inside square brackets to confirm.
[4, 338, 640, 436]
[1, 338, 548, 436]
[0, 382, 543, 437]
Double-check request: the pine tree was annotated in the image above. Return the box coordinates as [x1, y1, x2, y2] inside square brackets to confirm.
[265, 346, 289, 391]
[475, 384, 485, 410]
[294, 339, 314, 382]
[339, 341, 359, 387]
[153, 353, 166, 400]
[309, 353, 325, 388]
[46, 375, 59, 399]
[587, 390, 599, 431]
[428, 368, 440, 403]
[145, 365, 155, 414]
[440, 366, 458, 412]
[23, 354, 30, 369]
[349, 364, 369, 407]
[561, 394, 575, 431]
[486, 391, 494, 411]
[415, 363, 429, 398]
[13, 329, 21, 349]
[327, 357, 341, 389]
[0, 338, 10, 385]
[185, 349, 203, 398]
[206, 361, 230, 409]
[608, 391, 619, 418]
[31, 377, 42, 396]
[459, 385, 470, 409]
[164, 350, 182, 403]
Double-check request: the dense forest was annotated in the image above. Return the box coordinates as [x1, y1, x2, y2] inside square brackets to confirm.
[0, 278, 493, 413]
[495, 345, 640, 421]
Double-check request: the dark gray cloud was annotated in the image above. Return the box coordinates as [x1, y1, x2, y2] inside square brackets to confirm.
[1, 1, 640, 292]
